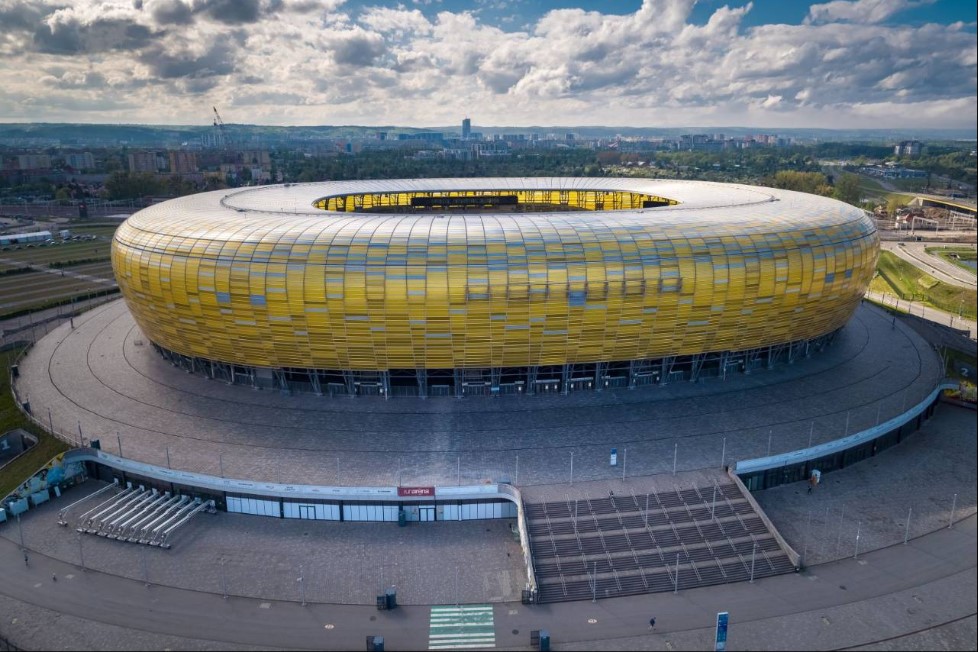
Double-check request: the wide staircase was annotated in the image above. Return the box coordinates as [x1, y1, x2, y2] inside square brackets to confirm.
[524, 481, 797, 603]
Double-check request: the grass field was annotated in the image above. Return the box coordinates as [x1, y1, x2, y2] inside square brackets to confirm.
[0, 347, 71, 499]
[874, 251, 977, 320]
[0, 228, 117, 318]
[0, 239, 110, 265]
[853, 174, 916, 206]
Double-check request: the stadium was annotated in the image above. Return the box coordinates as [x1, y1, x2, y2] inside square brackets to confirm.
[111, 178, 879, 397]
[10, 176, 968, 632]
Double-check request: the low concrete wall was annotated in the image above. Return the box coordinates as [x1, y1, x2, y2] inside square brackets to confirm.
[727, 468, 801, 569]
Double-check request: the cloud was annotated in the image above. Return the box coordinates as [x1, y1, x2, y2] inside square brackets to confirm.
[0, 0, 972, 129]
[32, 6, 160, 54]
[323, 27, 386, 66]
[807, 0, 937, 25]
[148, 0, 194, 25]
[139, 40, 237, 79]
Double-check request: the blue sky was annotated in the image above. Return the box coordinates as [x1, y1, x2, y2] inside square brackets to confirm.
[0, 0, 975, 129]
[350, 0, 977, 32]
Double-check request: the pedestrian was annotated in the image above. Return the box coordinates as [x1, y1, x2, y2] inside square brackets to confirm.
[52, 573, 57, 582]
[648, 617, 656, 631]
[24, 552, 29, 567]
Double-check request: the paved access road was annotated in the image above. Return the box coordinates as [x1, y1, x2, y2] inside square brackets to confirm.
[1, 515, 974, 650]
[880, 241, 976, 290]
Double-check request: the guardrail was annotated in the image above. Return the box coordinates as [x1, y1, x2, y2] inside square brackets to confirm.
[735, 380, 956, 475]
[498, 483, 538, 599]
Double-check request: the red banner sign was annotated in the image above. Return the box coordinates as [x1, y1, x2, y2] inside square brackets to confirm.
[397, 486, 434, 497]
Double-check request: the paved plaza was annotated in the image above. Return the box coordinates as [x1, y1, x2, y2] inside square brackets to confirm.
[5, 482, 526, 607]
[2, 297, 975, 650]
[15, 299, 945, 489]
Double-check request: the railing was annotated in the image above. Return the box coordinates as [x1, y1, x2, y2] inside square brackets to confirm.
[735, 380, 957, 476]
[497, 483, 538, 599]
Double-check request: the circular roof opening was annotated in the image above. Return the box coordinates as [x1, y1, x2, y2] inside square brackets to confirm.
[314, 188, 679, 214]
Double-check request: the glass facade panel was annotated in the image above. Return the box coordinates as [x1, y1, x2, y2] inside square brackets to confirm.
[113, 179, 878, 380]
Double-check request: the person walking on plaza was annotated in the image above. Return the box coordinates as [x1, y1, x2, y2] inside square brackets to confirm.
[648, 616, 656, 631]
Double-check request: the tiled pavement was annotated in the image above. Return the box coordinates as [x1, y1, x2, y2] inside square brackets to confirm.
[14, 299, 945, 490]
[3, 298, 974, 649]
[3, 487, 527, 607]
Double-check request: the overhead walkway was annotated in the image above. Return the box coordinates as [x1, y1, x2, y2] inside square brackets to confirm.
[524, 481, 797, 603]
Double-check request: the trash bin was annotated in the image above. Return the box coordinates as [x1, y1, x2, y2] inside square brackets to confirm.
[539, 630, 550, 652]
[376, 595, 387, 610]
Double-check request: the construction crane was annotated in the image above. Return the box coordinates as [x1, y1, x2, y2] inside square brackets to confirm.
[212, 106, 230, 152]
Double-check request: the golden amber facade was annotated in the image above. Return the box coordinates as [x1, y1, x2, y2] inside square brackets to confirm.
[111, 178, 879, 372]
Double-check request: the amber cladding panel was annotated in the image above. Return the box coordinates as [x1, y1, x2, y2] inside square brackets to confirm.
[111, 179, 879, 372]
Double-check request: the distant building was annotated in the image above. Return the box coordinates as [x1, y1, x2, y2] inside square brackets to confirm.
[894, 140, 922, 158]
[168, 151, 198, 174]
[64, 152, 95, 170]
[462, 118, 471, 140]
[0, 231, 52, 247]
[398, 132, 444, 142]
[238, 150, 271, 168]
[129, 151, 166, 173]
[17, 154, 52, 170]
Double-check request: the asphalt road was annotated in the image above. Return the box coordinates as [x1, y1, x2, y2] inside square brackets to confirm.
[880, 241, 977, 290]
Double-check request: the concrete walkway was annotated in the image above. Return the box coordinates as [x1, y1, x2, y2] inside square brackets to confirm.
[1, 512, 974, 650]
[13, 300, 945, 489]
[2, 401, 974, 649]
[866, 290, 976, 340]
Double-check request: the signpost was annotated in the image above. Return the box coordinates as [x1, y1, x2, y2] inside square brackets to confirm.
[715, 611, 729, 652]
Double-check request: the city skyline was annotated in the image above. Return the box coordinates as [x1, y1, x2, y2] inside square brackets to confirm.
[0, 0, 975, 129]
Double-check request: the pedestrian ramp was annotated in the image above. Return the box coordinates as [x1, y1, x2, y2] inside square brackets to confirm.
[428, 604, 495, 650]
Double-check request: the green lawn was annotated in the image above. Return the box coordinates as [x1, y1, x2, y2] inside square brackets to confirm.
[875, 251, 977, 320]
[0, 240, 111, 265]
[925, 246, 977, 276]
[0, 347, 71, 499]
[853, 175, 916, 206]
[71, 224, 120, 238]
[0, 237, 118, 318]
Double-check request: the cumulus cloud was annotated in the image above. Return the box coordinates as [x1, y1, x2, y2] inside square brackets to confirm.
[807, 0, 936, 24]
[323, 27, 386, 66]
[0, 0, 972, 129]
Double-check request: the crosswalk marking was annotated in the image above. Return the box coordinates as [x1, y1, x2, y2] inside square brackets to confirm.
[428, 604, 495, 650]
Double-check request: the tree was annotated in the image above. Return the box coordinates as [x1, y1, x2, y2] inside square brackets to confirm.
[832, 173, 861, 206]
[54, 187, 72, 204]
[886, 195, 905, 216]
[767, 171, 833, 196]
[105, 171, 163, 200]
